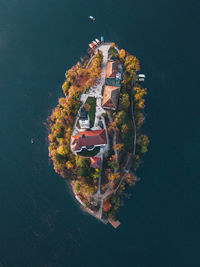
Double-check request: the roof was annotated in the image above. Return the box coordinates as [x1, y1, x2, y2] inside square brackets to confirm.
[90, 157, 101, 168]
[101, 86, 120, 109]
[71, 129, 107, 152]
[105, 61, 118, 79]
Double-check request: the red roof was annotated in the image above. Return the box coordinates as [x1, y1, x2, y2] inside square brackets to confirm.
[90, 157, 101, 168]
[101, 85, 120, 109]
[71, 129, 107, 152]
[105, 61, 118, 79]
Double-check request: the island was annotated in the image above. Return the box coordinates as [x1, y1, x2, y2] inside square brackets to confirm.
[48, 41, 149, 228]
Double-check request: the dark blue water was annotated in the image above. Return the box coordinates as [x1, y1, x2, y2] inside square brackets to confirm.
[0, 0, 199, 266]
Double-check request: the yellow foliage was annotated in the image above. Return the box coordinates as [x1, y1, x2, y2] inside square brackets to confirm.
[119, 49, 126, 59]
[59, 98, 66, 106]
[138, 99, 145, 109]
[66, 161, 74, 169]
[113, 143, 124, 151]
[57, 145, 68, 155]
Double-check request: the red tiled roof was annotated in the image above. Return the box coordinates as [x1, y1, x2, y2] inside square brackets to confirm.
[101, 85, 120, 109]
[71, 130, 107, 152]
[105, 61, 118, 79]
[90, 157, 101, 168]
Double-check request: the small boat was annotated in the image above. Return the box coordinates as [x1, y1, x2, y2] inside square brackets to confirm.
[89, 43, 93, 49]
[95, 38, 100, 44]
[90, 42, 95, 48]
[137, 74, 146, 78]
[136, 74, 146, 82]
[31, 138, 34, 144]
[100, 36, 104, 43]
[89, 16, 95, 22]
[92, 41, 97, 46]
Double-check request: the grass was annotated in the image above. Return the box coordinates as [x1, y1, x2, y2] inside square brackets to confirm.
[77, 147, 100, 157]
[85, 97, 96, 127]
[108, 47, 119, 57]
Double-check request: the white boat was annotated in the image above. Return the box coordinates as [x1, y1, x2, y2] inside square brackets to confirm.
[92, 41, 97, 46]
[137, 74, 146, 78]
[95, 38, 100, 44]
[89, 16, 95, 22]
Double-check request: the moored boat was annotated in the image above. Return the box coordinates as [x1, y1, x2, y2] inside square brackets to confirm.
[89, 16, 95, 22]
[95, 38, 100, 44]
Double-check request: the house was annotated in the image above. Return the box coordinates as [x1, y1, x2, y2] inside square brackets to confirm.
[105, 61, 123, 87]
[90, 157, 101, 169]
[71, 129, 107, 153]
[101, 85, 120, 110]
[79, 107, 90, 129]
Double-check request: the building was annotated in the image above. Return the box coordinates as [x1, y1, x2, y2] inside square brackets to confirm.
[105, 60, 122, 87]
[90, 157, 101, 169]
[101, 85, 120, 110]
[71, 129, 107, 153]
[79, 107, 90, 129]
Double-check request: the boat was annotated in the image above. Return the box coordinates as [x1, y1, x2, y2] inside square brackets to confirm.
[137, 74, 146, 78]
[100, 36, 104, 43]
[136, 74, 146, 82]
[31, 138, 34, 144]
[95, 38, 100, 44]
[89, 43, 95, 49]
[89, 16, 95, 22]
[92, 41, 97, 46]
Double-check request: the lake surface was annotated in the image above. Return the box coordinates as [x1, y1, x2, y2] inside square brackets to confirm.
[0, 0, 199, 266]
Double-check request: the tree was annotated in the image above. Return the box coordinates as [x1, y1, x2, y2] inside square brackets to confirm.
[77, 166, 88, 177]
[103, 197, 112, 212]
[59, 98, 66, 106]
[57, 144, 68, 155]
[114, 110, 126, 126]
[121, 124, 129, 135]
[110, 43, 116, 48]
[119, 49, 126, 59]
[66, 161, 74, 169]
[75, 156, 88, 168]
[119, 93, 130, 110]
[113, 143, 124, 151]
[135, 112, 145, 129]
[137, 134, 150, 153]
[54, 153, 65, 164]
[124, 173, 138, 186]
[73, 181, 80, 193]
[108, 155, 119, 170]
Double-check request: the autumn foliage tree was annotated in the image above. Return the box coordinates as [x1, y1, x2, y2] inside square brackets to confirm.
[113, 143, 124, 152]
[119, 93, 130, 111]
[119, 49, 126, 59]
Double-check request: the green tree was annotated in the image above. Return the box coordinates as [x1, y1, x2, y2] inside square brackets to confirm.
[75, 156, 88, 168]
[54, 153, 65, 164]
[114, 110, 126, 126]
[119, 93, 130, 110]
[77, 166, 88, 177]
[137, 134, 150, 154]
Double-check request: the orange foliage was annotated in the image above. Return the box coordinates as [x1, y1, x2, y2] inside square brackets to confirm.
[103, 197, 112, 212]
